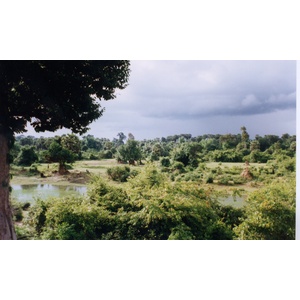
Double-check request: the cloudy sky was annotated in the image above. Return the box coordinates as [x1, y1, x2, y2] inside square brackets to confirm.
[27, 60, 296, 140]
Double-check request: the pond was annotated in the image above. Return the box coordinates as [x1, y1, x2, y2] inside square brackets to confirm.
[218, 195, 247, 208]
[11, 184, 87, 203]
[11, 184, 247, 208]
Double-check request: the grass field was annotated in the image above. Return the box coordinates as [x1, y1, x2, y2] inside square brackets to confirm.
[11, 159, 143, 185]
[205, 161, 266, 169]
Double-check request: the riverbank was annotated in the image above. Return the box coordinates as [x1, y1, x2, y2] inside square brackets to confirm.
[11, 158, 263, 187]
[10, 159, 139, 186]
[11, 172, 90, 186]
[10, 159, 261, 207]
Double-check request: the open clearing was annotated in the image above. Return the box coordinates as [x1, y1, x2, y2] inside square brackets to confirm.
[11, 159, 141, 185]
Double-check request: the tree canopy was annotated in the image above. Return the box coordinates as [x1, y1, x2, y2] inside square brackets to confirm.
[0, 60, 130, 136]
[0, 60, 130, 240]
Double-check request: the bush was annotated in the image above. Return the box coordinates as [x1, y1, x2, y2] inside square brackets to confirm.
[11, 200, 23, 222]
[24, 162, 294, 240]
[160, 157, 171, 167]
[224, 166, 243, 175]
[25, 197, 116, 240]
[23, 167, 243, 240]
[22, 202, 31, 210]
[15, 146, 38, 166]
[205, 173, 214, 184]
[210, 149, 243, 162]
[107, 166, 131, 182]
[89, 153, 99, 160]
[29, 164, 39, 174]
[244, 150, 271, 163]
[234, 179, 295, 239]
[15, 224, 33, 240]
[99, 150, 113, 159]
[216, 174, 245, 185]
[217, 175, 232, 185]
[182, 172, 202, 182]
[172, 161, 185, 173]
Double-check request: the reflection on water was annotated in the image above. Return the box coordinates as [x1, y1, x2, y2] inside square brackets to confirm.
[218, 195, 247, 208]
[11, 184, 87, 203]
[11, 184, 247, 207]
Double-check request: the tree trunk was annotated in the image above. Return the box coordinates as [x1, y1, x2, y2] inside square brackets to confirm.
[58, 163, 69, 175]
[0, 133, 17, 240]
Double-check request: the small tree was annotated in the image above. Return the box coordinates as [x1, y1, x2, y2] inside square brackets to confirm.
[240, 126, 250, 150]
[113, 132, 127, 147]
[45, 142, 75, 174]
[15, 146, 38, 166]
[128, 133, 135, 140]
[171, 142, 202, 167]
[116, 139, 142, 165]
[107, 166, 131, 182]
[61, 134, 82, 160]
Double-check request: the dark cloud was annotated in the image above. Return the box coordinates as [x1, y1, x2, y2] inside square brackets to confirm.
[26, 60, 296, 140]
[130, 60, 296, 120]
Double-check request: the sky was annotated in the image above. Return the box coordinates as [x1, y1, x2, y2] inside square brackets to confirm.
[25, 60, 296, 140]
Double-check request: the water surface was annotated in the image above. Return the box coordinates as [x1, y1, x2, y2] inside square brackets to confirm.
[11, 184, 87, 203]
[218, 195, 247, 208]
[11, 184, 246, 208]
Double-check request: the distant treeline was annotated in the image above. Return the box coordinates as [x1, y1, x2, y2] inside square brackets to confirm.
[11, 127, 296, 168]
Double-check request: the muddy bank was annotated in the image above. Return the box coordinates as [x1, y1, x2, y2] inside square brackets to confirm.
[11, 170, 91, 186]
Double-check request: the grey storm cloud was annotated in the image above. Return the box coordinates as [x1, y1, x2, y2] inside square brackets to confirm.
[26, 60, 296, 140]
[129, 60, 296, 119]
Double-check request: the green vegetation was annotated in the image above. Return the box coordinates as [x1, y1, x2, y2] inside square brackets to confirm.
[14, 146, 38, 166]
[21, 166, 236, 240]
[107, 166, 138, 182]
[11, 127, 296, 240]
[234, 179, 295, 239]
[0, 60, 131, 240]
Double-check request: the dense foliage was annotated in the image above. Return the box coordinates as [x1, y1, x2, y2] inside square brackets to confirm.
[12, 128, 296, 170]
[21, 166, 241, 240]
[0, 60, 131, 240]
[0, 61, 130, 135]
[234, 179, 295, 239]
[12, 127, 296, 240]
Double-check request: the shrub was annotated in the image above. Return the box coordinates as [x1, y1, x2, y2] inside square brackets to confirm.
[210, 149, 243, 162]
[216, 174, 245, 185]
[182, 172, 202, 182]
[160, 157, 171, 167]
[89, 153, 99, 160]
[172, 161, 185, 173]
[22, 202, 31, 210]
[15, 146, 38, 166]
[24, 168, 239, 240]
[99, 150, 113, 159]
[29, 164, 39, 174]
[234, 179, 295, 240]
[11, 200, 23, 222]
[15, 225, 33, 240]
[244, 150, 271, 163]
[218, 175, 233, 185]
[205, 173, 214, 184]
[107, 166, 131, 182]
[26, 197, 117, 240]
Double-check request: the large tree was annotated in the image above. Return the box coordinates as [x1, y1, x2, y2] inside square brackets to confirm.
[0, 60, 130, 239]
